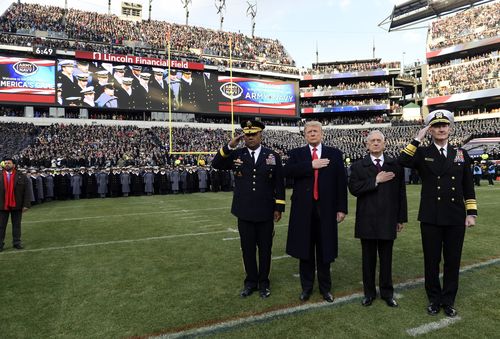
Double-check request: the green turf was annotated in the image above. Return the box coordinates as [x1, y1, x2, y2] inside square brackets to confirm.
[0, 184, 499, 338]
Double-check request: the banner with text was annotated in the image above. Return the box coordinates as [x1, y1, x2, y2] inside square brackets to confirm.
[0, 56, 55, 104]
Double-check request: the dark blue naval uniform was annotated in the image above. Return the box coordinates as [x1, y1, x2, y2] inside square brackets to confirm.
[211, 143, 285, 290]
[400, 139, 477, 307]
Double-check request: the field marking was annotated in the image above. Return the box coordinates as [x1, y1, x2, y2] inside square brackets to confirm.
[151, 257, 500, 339]
[0, 229, 234, 255]
[222, 237, 240, 241]
[272, 255, 291, 260]
[23, 207, 228, 224]
[406, 316, 462, 336]
[197, 223, 224, 229]
[23, 201, 499, 225]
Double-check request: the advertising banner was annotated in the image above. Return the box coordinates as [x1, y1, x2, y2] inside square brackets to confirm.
[75, 51, 205, 71]
[56, 58, 299, 117]
[0, 56, 55, 104]
[218, 76, 297, 116]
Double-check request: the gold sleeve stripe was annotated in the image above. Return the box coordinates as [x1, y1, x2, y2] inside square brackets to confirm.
[465, 199, 477, 203]
[403, 149, 415, 156]
[219, 147, 228, 158]
[406, 144, 417, 152]
[465, 203, 477, 210]
[275, 199, 286, 205]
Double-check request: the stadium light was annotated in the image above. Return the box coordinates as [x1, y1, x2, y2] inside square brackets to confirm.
[215, 0, 226, 31]
[246, 1, 257, 38]
[181, 0, 192, 26]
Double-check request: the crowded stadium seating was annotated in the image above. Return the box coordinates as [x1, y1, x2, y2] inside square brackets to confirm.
[2, 116, 499, 172]
[426, 52, 499, 97]
[428, 1, 500, 50]
[0, 2, 298, 74]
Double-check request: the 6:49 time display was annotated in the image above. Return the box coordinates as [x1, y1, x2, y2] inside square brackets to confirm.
[33, 47, 55, 56]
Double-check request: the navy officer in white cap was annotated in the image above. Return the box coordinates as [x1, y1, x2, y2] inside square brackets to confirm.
[399, 109, 477, 318]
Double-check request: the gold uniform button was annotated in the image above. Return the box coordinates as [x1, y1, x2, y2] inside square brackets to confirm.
[437, 176, 440, 179]
[452, 187, 455, 191]
[437, 197, 441, 201]
[437, 186, 441, 190]
[252, 182, 256, 184]
[451, 198, 455, 202]
[253, 169, 256, 172]
[252, 188, 256, 191]
[452, 176, 455, 180]
[253, 175, 256, 178]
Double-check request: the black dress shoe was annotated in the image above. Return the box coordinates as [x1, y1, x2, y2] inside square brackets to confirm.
[259, 288, 271, 299]
[240, 286, 256, 298]
[442, 305, 457, 317]
[427, 303, 440, 315]
[323, 292, 334, 303]
[383, 298, 399, 307]
[361, 296, 375, 306]
[299, 290, 311, 302]
[13, 244, 24, 250]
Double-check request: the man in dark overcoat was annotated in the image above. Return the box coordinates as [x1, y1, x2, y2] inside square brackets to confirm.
[284, 120, 348, 303]
[399, 109, 477, 317]
[0, 157, 31, 251]
[211, 120, 285, 299]
[348, 130, 407, 308]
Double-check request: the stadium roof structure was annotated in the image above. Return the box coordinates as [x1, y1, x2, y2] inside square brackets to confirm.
[379, 0, 496, 31]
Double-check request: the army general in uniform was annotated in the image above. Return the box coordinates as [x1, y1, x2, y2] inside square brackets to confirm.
[211, 120, 285, 299]
[399, 109, 477, 317]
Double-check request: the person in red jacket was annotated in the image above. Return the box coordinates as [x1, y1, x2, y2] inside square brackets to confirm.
[0, 157, 31, 251]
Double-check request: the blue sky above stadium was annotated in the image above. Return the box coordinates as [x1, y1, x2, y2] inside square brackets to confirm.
[0, 0, 428, 68]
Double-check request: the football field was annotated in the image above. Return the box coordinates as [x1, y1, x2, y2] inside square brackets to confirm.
[0, 184, 499, 338]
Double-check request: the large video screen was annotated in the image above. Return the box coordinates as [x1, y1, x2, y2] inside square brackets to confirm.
[0, 56, 55, 103]
[55, 58, 298, 117]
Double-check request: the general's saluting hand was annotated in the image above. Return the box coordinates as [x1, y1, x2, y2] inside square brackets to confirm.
[228, 133, 245, 148]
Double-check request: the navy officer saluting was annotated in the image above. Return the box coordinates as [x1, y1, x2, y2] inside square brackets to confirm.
[211, 119, 285, 299]
[399, 109, 477, 317]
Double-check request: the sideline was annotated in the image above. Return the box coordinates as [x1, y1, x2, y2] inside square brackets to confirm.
[148, 258, 500, 339]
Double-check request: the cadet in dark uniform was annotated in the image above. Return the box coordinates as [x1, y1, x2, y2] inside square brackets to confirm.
[57, 60, 79, 103]
[179, 71, 199, 112]
[211, 120, 285, 299]
[115, 77, 135, 109]
[399, 109, 477, 318]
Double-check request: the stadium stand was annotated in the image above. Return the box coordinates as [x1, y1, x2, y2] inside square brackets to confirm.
[428, 1, 500, 50]
[3, 116, 499, 172]
[0, 2, 297, 74]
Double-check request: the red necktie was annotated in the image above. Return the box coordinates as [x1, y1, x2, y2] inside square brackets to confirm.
[312, 147, 319, 200]
[375, 159, 382, 172]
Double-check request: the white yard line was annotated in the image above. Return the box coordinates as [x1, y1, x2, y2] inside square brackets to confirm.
[23, 207, 228, 224]
[0, 229, 232, 255]
[153, 258, 500, 339]
[271, 255, 291, 260]
[222, 237, 240, 241]
[406, 317, 462, 336]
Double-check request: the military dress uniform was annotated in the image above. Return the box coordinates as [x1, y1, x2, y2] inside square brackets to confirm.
[211, 120, 285, 298]
[399, 110, 477, 314]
